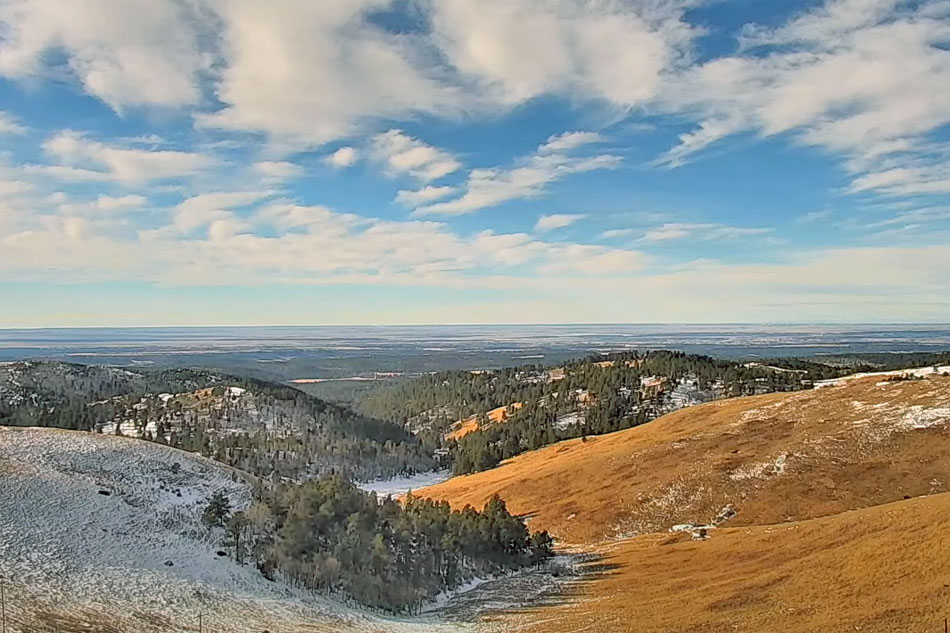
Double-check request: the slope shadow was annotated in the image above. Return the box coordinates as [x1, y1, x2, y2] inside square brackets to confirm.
[437, 551, 623, 623]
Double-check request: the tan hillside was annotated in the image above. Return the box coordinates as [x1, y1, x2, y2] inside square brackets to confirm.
[445, 402, 522, 441]
[493, 492, 950, 633]
[419, 374, 950, 544]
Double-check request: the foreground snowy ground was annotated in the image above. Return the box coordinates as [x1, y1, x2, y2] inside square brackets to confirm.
[0, 428, 473, 633]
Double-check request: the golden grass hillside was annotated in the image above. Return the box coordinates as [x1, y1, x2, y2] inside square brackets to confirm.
[419, 374, 950, 544]
[490, 491, 950, 633]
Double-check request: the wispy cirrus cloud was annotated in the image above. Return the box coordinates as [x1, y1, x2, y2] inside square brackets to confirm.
[414, 132, 620, 216]
[654, 0, 950, 201]
[639, 222, 773, 243]
[32, 131, 217, 185]
[534, 213, 585, 232]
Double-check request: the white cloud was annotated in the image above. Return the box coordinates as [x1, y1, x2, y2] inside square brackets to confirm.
[599, 228, 638, 239]
[324, 147, 359, 169]
[253, 160, 304, 181]
[655, 0, 950, 195]
[640, 222, 772, 243]
[534, 213, 585, 232]
[38, 131, 216, 185]
[429, 0, 693, 106]
[864, 205, 950, 229]
[0, 0, 208, 110]
[21, 164, 112, 183]
[1, 188, 651, 287]
[0, 179, 33, 198]
[0, 1, 699, 146]
[849, 163, 950, 196]
[370, 130, 459, 181]
[256, 203, 366, 233]
[200, 1, 462, 146]
[394, 185, 457, 207]
[540, 244, 646, 275]
[173, 190, 274, 233]
[538, 131, 603, 154]
[0, 111, 26, 135]
[58, 194, 147, 215]
[415, 133, 620, 216]
[3, 180, 950, 323]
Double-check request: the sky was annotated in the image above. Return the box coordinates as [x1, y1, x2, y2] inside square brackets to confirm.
[0, 0, 948, 327]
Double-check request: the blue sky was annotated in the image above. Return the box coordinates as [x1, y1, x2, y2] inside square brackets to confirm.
[0, 0, 948, 326]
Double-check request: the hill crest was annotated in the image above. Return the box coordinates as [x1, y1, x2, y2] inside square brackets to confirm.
[418, 373, 950, 544]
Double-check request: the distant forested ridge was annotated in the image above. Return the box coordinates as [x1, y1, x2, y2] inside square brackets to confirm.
[0, 361, 434, 481]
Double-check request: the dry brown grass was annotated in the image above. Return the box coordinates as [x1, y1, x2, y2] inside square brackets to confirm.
[420, 375, 950, 544]
[445, 403, 522, 441]
[489, 491, 950, 633]
[419, 375, 950, 633]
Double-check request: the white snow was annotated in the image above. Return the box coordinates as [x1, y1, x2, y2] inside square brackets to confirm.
[358, 469, 452, 498]
[899, 406, 950, 430]
[0, 428, 467, 633]
[729, 454, 789, 481]
[422, 577, 490, 613]
[815, 365, 950, 388]
[554, 412, 584, 430]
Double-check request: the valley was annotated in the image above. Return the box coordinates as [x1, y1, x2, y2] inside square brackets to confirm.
[2, 350, 949, 632]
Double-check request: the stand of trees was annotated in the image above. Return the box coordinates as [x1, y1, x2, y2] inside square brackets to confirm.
[205, 476, 554, 613]
[451, 395, 643, 474]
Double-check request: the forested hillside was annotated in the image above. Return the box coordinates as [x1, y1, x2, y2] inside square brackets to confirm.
[206, 475, 553, 613]
[0, 361, 435, 481]
[362, 351, 830, 473]
[362, 350, 950, 474]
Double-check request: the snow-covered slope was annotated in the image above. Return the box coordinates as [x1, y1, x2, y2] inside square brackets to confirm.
[0, 427, 462, 633]
[814, 364, 950, 387]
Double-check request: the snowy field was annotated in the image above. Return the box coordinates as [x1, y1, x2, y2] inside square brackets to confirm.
[0, 428, 473, 633]
[815, 365, 950, 388]
[358, 469, 452, 498]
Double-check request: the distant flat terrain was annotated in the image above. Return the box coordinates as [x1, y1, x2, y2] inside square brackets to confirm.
[3, 324, 950, 382]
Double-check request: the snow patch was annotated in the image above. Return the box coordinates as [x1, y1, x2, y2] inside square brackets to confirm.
[816, 365, 950, 388]
[730, 454, 788, 481]
[357, 470, 452, 498]
[899, 406, 950, 430]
